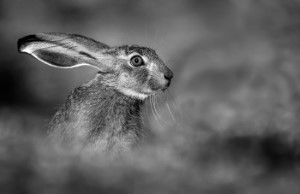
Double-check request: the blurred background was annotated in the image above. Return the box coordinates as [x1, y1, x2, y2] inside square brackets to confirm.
[1, 0, 300, 193]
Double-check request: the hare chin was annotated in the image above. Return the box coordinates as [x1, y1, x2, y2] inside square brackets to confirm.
[118, 88, 149, 100]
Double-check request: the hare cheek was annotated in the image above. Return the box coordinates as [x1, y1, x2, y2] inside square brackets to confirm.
[119, 73, 135, 86]
[134, 69, 148, 84]
[148, 77, 161, 91]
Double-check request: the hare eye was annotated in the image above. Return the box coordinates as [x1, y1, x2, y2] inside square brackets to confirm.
[130, 56, 144, 67]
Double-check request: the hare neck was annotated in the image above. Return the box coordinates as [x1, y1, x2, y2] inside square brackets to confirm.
[85, 77, 143, 138]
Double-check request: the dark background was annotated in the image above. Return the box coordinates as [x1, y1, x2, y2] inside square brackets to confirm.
[1, 0, 300, 193]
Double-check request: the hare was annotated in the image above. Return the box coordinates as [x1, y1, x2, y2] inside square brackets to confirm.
[17, 32, 173, 154]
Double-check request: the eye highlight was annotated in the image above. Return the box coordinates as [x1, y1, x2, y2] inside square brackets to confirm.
[130, 55, 144, 67]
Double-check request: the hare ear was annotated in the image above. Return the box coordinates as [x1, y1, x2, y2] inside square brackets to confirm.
[17, 32, 114, 72]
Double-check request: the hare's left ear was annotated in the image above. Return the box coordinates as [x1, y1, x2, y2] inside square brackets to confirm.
[18, 32, 114, 72]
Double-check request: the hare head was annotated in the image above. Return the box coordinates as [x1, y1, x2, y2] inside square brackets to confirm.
[18, 32, 173, 100]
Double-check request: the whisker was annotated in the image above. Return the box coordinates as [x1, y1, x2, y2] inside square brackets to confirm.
[171, 100, 183, 121]
[145, 100, 151, 121]
[152, 95, 163, 120]
[167, 102, 176, 122]
[150, 95, 164, 129]
[165, 92, 177, 122]
[150, 96, 157, 120]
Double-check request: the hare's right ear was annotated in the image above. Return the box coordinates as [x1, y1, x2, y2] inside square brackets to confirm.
[18, 32, 114, 72]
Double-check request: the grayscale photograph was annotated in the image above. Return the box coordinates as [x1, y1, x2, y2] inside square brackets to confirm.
[0, 0, 300, 193]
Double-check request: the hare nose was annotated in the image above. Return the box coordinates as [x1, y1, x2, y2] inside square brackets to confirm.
[164, 69, 173, 81]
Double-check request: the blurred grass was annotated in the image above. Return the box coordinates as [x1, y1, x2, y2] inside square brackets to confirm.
[1, 0, 300, 193]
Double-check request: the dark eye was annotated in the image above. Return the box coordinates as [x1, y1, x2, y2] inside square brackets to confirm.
[130, 56, 144, 67]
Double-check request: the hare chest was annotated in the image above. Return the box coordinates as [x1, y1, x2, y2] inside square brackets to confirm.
[83, 107, 141, 154]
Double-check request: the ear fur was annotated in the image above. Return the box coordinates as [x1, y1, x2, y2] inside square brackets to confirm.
[18, 33, 114, 72]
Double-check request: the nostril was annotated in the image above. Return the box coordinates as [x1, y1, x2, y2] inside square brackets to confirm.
[164, 71, 173, 80]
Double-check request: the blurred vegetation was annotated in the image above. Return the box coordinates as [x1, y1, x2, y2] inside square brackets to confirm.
[1, 0, 300, 193]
